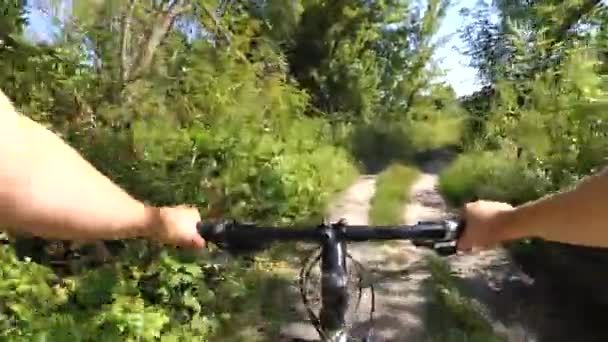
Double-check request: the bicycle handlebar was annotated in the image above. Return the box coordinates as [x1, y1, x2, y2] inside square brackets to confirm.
[197, 219, 465, 255]
[197, 219, 466, 340]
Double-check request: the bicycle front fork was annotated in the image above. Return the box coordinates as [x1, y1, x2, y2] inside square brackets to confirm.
[317, 221, 379, 342]
[318, 221, 349, 341]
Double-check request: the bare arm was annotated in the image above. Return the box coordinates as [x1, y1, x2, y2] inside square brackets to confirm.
[0, 90, 204, 248]
[459, 166, 608, 250]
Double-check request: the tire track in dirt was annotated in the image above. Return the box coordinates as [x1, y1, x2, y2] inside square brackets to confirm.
[279, 171, 438, 341]
[279, 166, 520, 341]
[279, 156, 601, 341]
[400, 162, 537, 342]
[279, 175, 380, 341]
[401, 159, 605, 342]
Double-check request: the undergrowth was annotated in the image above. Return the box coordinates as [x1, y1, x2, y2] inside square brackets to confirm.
[369, 163, 419, 225]
[424, 255, 507, 342]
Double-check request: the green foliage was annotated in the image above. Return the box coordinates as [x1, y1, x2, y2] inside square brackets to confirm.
[0, 1, 27, 37]
[406, 84, 466, 151]
[349, 121, 417, 173]
[369, 164, 419, 225]
[0, 0, 467, 339]
[443, 42, 608, 206]
[75, 46, 359, 223]
[286, 0, 452, 122]
[438, 151, 553, 207]
[0, 241, 299, 341]
[0, 1, 362, 340]
[446, 2, 608, 327]
[424, 255, 507, 342]
[447, 0, 608, 205]
[349, 83, 465, 172]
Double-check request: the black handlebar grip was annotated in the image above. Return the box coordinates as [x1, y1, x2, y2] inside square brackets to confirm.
[196, 222, 227, 245]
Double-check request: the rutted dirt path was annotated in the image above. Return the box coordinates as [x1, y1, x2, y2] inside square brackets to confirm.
[328, 175, 435, 341]
[280, 169, 446, 341]
[326, 175, 377, 227]
[280, 164, 519, 341]
[402, 162, 608, 342]
[279, 157, 604, 341]
[401, 166, 537, 341]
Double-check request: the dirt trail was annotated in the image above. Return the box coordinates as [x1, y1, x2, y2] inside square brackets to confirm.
[403, 163, 607, 342]
[280, 170, 443, 341]
[279, 157, 602, 341]
[328, 175, 435, 341]
[279, 165, 516, 341]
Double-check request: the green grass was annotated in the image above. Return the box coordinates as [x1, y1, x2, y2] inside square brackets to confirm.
[438, 151, 551, 207]
[369, 163, 419, 225]
[424, 255, 507, 342]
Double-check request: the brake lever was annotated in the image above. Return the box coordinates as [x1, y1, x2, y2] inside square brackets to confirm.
[411, 219, 465, 256]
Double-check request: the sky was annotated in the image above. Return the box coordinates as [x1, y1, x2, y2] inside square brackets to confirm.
[432, 0, 485, 96]
[24, 0, 483, 97]
[25, 6, 59, 43]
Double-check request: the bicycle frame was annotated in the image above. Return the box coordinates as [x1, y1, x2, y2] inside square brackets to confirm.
[198, 219, 463, 341]
[317, 220, 350, 341]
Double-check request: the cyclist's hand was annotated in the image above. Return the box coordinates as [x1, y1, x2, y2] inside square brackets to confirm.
[149, 205, 205, 249]
[457, 200, 514, 252]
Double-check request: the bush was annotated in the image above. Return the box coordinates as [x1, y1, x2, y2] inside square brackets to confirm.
[1, 41, 359, 340]
[3, 115, 358, 341]
[0, 240, 304, 341]
[438, 150, 552, 207]
[348, 109, 464, 174]
[348, 122, 416, 173]
[406, 117, 463, 152]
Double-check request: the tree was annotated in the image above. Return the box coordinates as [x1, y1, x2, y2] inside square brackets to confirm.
[281, 0, 451, 122]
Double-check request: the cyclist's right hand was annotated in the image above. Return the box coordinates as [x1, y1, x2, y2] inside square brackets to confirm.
[147, 205, 206, 249]
[457, 200, 514, 252]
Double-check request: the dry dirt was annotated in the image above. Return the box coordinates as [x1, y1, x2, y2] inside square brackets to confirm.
[279, 158, 605, 341]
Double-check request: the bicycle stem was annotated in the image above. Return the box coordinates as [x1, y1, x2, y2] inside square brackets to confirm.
[318, 222, 350, 340]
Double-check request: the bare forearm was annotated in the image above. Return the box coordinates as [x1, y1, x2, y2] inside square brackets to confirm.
[498, 167, 608, 247]
[0, 104, 158, 241]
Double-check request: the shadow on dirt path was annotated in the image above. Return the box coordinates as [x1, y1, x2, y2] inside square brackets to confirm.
[445, 247, 608, 341]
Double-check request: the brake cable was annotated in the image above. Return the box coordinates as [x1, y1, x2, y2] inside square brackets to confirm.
[347, 251, 376, 333]
[299, 248, 326, 340]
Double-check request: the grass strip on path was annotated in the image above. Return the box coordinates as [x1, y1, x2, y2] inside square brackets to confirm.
[369, 163, 419, 225]
[424, 255, 507, 342]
